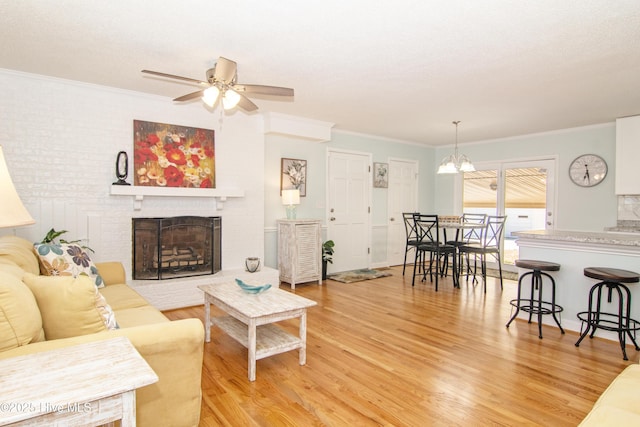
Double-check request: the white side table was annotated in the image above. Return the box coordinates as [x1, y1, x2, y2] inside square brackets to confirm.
[277, 219, 322, 289]
[0, 337, 158, 426]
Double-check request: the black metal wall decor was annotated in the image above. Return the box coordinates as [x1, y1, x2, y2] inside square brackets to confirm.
[113, 151, 131, 185]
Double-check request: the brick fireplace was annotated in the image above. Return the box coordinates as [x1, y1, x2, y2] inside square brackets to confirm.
[132, 216, 221, 280]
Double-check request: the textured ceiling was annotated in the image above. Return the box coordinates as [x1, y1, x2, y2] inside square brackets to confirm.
[2, 0, 640, 146]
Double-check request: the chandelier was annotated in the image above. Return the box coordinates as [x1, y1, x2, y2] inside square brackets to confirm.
[437, 121, 475, 174]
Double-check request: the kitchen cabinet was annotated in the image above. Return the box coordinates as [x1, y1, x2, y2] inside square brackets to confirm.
[615, 115, 640, 195]
[277, 219, 322, 289]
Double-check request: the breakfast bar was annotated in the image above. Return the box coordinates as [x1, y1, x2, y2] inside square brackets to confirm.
[513, 229, 640, 340]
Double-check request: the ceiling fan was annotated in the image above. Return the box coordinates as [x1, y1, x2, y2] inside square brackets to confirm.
[142, 57, 294, 112]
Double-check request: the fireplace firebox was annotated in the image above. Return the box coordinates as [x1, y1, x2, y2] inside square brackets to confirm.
[132, 216, 221, 280]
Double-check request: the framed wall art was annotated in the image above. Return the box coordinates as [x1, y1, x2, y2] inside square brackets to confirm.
[373, 162, 388, 188]
[133, 120, 215, 188]
[281, 158, 307, 196]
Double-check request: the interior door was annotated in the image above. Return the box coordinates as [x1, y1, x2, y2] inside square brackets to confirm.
[327, 150, 371, 273]
[387, 158, 418, 266]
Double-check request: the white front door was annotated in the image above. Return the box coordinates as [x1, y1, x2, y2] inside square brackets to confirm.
[387, 158, 418, 266]
[327, 149, 371, 273]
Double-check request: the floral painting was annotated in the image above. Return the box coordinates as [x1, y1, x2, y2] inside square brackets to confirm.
[281, 158, 307, 196]
[373, 162, 388, 188]
[133, 120, 215, 188]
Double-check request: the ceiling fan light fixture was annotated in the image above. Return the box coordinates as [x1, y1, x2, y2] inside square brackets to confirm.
[202, 86, 220, 107]
[222, 89, 241, 110]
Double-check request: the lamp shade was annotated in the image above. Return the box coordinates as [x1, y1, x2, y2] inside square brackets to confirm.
[281, 189, 300, 205]
[0, 146, 35, 228]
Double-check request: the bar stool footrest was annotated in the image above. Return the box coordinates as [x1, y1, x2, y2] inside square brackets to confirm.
[576, 311, 640, 333]
[509, 299, 564, 316]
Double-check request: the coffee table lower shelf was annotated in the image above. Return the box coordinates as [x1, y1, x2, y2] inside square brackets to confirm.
[213, 315, 304, 359]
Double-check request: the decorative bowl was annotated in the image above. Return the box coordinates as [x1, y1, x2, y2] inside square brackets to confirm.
[235, 278, 271, 294]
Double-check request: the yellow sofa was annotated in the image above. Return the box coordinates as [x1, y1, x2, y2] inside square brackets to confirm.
[579, 362, 640, 425]
[0, 236, 204, 427]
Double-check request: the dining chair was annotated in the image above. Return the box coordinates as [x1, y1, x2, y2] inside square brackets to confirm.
[411, 214, 456, 291]
[458, 215, 507, 293]
[402, 212, 420, 276]
[445, 213, 487, 279]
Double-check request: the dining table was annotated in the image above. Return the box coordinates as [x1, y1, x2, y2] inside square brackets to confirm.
[439, 218, 486, 287]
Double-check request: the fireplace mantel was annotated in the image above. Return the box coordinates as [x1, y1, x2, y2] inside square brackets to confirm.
[110, 185, 244, 210]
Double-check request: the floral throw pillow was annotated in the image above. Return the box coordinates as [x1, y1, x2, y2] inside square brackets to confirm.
[34, 243, 105, 288]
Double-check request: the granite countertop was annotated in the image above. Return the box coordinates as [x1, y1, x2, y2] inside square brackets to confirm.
[512, 229, 640, 247]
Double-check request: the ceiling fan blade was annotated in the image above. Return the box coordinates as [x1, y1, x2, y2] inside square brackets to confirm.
[173, 89, 205, 102]
[234, 84, 294, 97]
[142, 69, 208, 86]
[214, 57, 237, 84]
[236, 94, 258, 112]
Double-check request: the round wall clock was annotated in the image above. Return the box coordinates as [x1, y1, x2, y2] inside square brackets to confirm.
[569, 154, 607, 187]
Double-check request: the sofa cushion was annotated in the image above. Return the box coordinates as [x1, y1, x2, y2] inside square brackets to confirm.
[94, 262, 126, 286]
[0, 271, 45, 351]
[579, 404, 640, 426]
[0, 258, 27, 279]
[112, 305, 169, 328]
[99, 284, 150, 311]
[23, 273, 118, 340]
[34, 243, 104, 288]
[0, 236, 40, 275]
[590, 364, 640, 413]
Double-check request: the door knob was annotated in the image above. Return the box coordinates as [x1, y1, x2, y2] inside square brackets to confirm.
[390, 217, 395, 221]
[330, 217, 336, 221]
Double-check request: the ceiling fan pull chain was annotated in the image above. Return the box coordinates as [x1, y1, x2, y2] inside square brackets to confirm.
[218, 104, 225, 131]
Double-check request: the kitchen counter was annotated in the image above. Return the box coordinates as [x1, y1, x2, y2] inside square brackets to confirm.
[513, 229, 640, 247]
[512, 229, 640, 343]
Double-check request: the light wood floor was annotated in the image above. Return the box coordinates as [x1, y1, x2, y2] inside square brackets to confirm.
[164, 265, 638, 426]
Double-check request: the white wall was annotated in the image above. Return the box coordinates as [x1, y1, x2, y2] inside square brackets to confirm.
[0, 69, 265, 284]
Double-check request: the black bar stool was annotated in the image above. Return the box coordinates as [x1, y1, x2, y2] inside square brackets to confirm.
[506, 259, 564, 339]
[575, 267, 640, 360]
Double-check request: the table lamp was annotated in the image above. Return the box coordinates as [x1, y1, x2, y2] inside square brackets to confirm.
[281, 189, 300, 219]
[0, 146, 35, 228]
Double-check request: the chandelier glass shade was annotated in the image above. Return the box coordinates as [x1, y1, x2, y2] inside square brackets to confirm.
[437, 121, 475, 174]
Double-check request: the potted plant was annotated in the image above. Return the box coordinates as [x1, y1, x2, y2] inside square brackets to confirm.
[322, 240, 335, 280]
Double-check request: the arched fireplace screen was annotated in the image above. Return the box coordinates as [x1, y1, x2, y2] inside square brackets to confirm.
[132, 216, 221, 280]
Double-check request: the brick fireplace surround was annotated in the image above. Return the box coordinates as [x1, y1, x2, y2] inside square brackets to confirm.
[1, 69, 269, 311]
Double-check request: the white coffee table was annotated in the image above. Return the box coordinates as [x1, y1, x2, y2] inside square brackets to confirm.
[199, 281, 317, 381]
